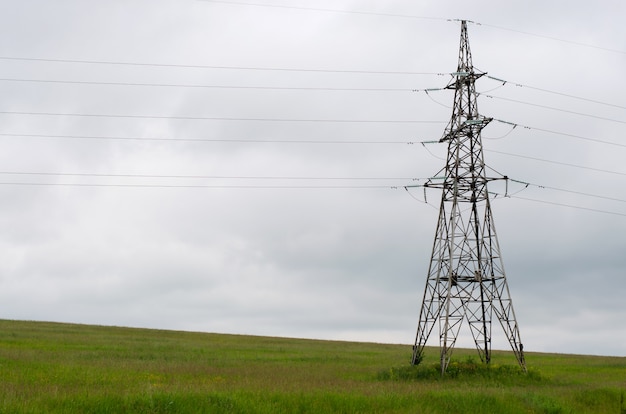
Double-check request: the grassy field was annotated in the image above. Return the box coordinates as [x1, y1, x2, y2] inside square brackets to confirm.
[0, 319, 625, 413]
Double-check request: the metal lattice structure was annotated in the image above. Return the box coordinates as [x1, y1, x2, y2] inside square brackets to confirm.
[411, 20, 526, 374]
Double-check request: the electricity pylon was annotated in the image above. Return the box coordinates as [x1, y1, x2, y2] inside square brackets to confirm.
[411, 20, 526, 374]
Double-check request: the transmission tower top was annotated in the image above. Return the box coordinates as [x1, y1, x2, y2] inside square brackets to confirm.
[441, 20, 491, 144]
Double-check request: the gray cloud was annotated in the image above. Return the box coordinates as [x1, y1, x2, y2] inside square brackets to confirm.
[0, 0, 624, 357]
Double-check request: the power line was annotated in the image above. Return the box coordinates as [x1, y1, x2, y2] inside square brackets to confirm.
[6, 130, 623, 184]
[0, 132, 407, 144]
[0, 181, 401, 190]
[0, 170, 416, 181]
[4, 177, 623, 217]
[485, 75, 626, 110]
[0, 56, 444, 76]
[422, 89, 451, 108]
[197, 0, 448, 22]
[422, 133, 626, 176]
[0, 132, 439, 145]
[3, 75, 620, 121]
[0, 71, 618, 113]
[481, 93, 626, 125]
[493, 119, 626, 148]
[4, 75, 619, 116]
[199, 1, 626, 55]
[509, 179, 626, 204]
[0, 77, 432, 93]
[471, 22, 626, 55]
[482, 124, 517, 140]
[507, 195, 626, 217]
[0, 110, 444, 124]
[0, 132, 421, 144]
[2, 168, 625, 215]
[485, 149, 626, 177]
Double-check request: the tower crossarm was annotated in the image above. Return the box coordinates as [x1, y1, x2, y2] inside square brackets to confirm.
[444, 71, 487, 91]
[440, 116, 493, 143]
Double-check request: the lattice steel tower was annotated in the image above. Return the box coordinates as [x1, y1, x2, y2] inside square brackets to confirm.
[411, 20, 526, 374]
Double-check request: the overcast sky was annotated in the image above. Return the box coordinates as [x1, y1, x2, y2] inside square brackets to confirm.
[0, 0, 624, 358]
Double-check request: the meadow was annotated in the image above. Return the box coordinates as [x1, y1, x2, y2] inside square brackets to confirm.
[0, 319, 624, 413]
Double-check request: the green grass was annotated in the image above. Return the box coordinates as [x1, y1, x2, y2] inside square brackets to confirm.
[0, 319, 625, 413]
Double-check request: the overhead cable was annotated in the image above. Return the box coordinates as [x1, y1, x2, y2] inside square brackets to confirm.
[508, 195, 626, 217]
[0, 77, 436, 93]
[0, 132, 437, 145]
[0, 182, 399, 189]
[0, 110, 444, 124]
[485, 149, 626, 177]
[493, 119, 626, 148]
[199, 1, 625, 55]
[481, 93, 626, 125]
[197, 0, 449, 21]
[470, 22, 626, 55]
[0, 56, 445, 76]
[2, 170, 625, 216]
[485, 75, 626, 110]
[509, 178, 626, 204]
[0, 171, 416, 181]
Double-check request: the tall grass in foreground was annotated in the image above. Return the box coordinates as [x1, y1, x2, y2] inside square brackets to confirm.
[0, 319, 625, 413]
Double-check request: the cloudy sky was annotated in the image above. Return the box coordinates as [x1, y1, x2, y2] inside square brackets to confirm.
[0, 0, 624, 358]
